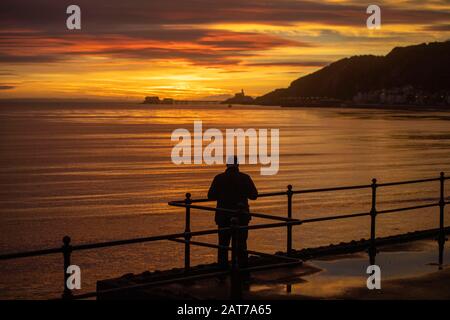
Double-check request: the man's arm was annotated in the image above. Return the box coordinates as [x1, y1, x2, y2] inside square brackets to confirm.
[208, 176, 219, 200]
[247, 176, 258, 200]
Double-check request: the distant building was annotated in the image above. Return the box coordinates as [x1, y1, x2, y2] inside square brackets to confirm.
[235, 89, 245, 98]
[143, 96, 175, 104]
[222, 89, 254, 104]
[143, 96, 161, 104]
[352, 86, 450, 106]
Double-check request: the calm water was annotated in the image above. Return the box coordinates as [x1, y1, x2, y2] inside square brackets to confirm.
[0, 102, 449, 299]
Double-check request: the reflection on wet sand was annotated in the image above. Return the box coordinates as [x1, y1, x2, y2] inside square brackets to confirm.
[249, 240, 450, 299]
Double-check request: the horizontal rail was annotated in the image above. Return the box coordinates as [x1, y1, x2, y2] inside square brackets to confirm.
[169, 238, 228, 251]
[246, 221, 302, 231]
[71, 232, 188, 251]
[254, 191, 287, 197]
[169, 176, 449, 204]
[245, 250, 301, 262]
[170, 198, 212, 204]
[0, 229, 227, 261]
[243, 260, 303, 273]
[301, 211, 370, 223]
[169, 201, 297, 222]
[170, 238, 300, 262]
[293, 183, 371, 194]
[0, 247, 62, 260]
[240, 211, 368, 231]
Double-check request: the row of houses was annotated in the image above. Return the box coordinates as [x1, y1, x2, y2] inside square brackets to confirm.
[353, 87, 450, 106]
[143, 96, 175, 104]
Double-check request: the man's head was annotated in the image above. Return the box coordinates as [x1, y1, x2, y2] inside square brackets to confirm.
[226, 155, 239, 169]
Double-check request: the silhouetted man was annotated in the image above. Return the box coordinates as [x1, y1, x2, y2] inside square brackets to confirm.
[208, 156, 258, 269]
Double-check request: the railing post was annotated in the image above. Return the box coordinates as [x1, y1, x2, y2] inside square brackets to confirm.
[369, 178, 377, 265]
[184, 193, 192, 273]
[62, 235, 73, 300]
[230, 216, 242, 299]
[438, 172, 446, 269]
[287, 185, 293, 256]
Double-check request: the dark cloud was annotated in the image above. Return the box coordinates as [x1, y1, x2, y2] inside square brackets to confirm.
[0, 71, 16, 76]
[0, 0, 448, 32]
[246, 61, 330, 67]
[0, 1, 448, 67]
[0, 29, 308, 66]
[0, 85, 15, 90]
[0, 53, 64, 63]
[422, 24, 450, 31]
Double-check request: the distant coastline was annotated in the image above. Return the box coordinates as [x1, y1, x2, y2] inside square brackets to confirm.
[280, 102, 450, 111]
[138, 41, 450, 110]
[254, 40, 450, 108]
[142, 96, 221, 105]
[221, 89, 254, 105]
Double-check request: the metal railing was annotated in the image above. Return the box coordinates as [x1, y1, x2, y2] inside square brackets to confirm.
[0, 172, 448, 300]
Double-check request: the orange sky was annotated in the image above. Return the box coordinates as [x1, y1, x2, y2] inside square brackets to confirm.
[0, 0, 449, 100]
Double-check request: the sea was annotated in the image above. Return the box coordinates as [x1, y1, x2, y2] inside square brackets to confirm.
[0, 101, 449, 298]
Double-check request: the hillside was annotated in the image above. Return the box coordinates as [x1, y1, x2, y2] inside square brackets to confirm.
[254, 41, 450, 106]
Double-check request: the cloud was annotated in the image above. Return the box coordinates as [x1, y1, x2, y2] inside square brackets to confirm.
[0, 0, 448, 99]
[1, 0, 449, 30]
[0, 29, 309, 66]
[422, 24, 450, 31]
[0, 84, 15, 90]
[0, 71, 16, 76]
[246, 61, 330, 67]
[0, 53, 64, 63]
[0, 0, 448, 68]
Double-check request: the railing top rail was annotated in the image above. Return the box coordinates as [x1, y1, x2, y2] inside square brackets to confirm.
[0, 247, 62, 260]
[169, 201, 296, 222]
[169, 175, 447, 204]
[0, 228, 231, 261]
[254, 191, 287, 198]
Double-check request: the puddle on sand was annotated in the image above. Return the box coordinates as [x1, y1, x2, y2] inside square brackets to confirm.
[249, 240, 450, 298]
